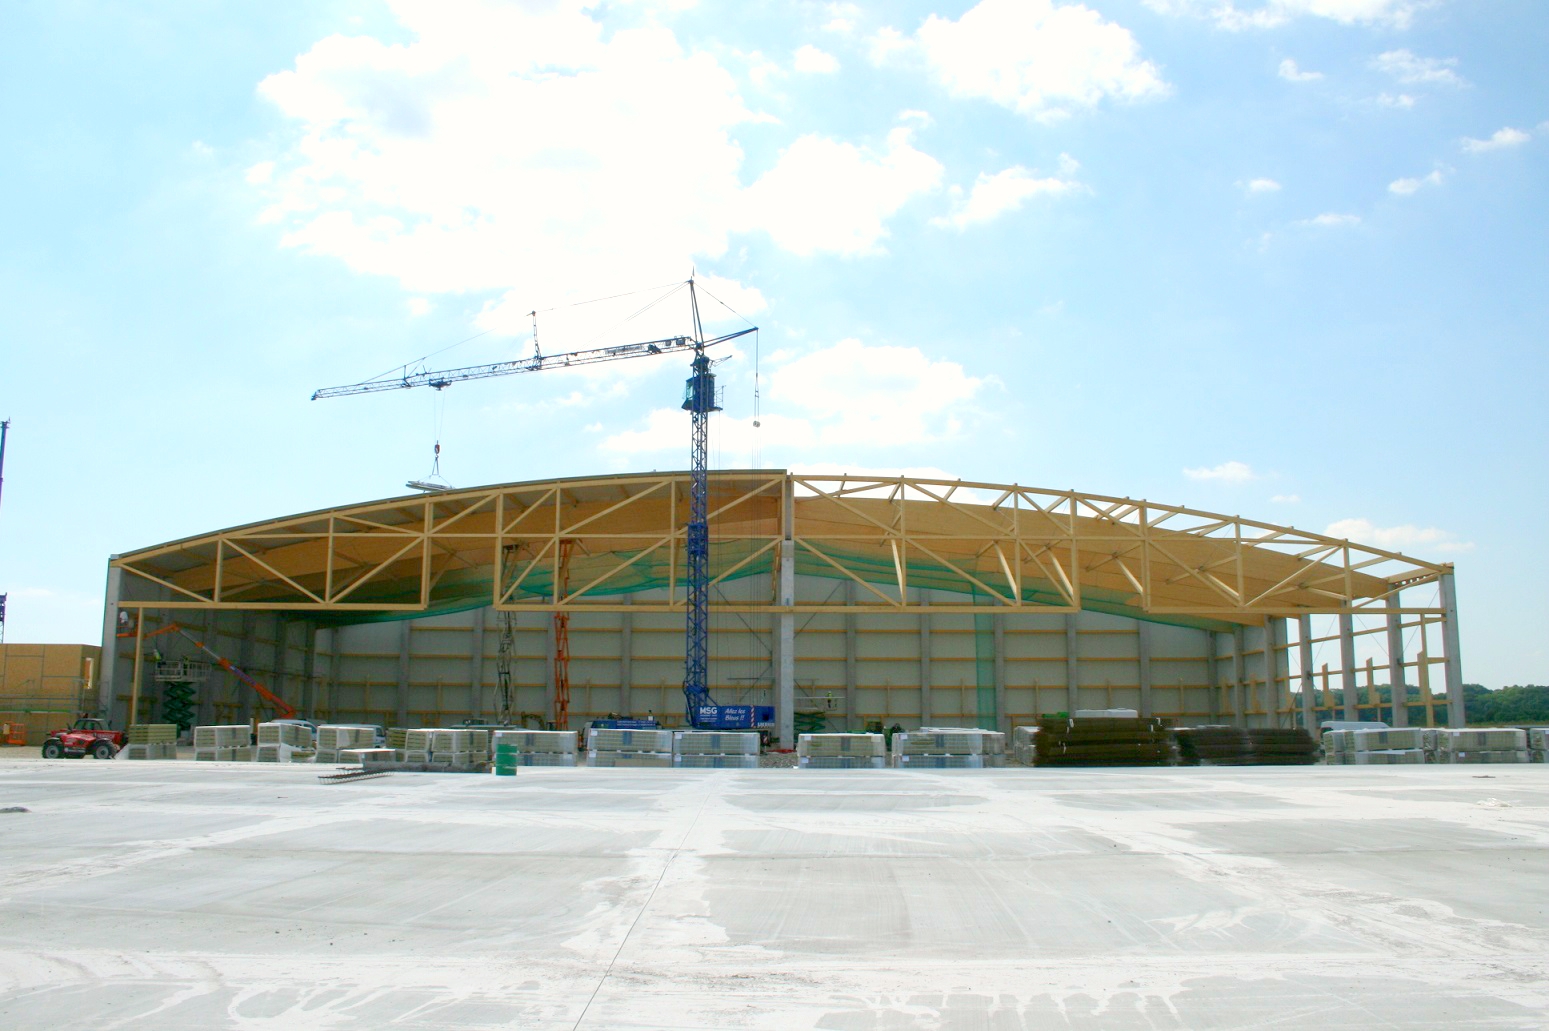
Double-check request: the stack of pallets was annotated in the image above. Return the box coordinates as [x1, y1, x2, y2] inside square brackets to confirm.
[492, 729, 578, 767]
[256, 721, 315, 763]
[587, 727, 674, 767]
[1033, 716, 1173, 767]
[1531, 728, 1548, 764]
[124, 724, 179, 760]
[1011, 725, 1039, 765]
[314, 725, 378, 764]
[892, 728, 1006, 769]
[1174, 726, 1251, 765]
[796, 733, 886, 769]
[1438, 728, 1529, 764]
[1348, 727, 1431, 765]
[193, 724, 249, 761]
[673, 731, 760, 768]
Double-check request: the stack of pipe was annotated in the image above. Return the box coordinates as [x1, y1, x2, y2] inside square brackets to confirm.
[1034, 716, 1172, 767]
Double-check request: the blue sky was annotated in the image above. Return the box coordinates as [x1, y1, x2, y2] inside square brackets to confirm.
[0, 0, 1544, 686]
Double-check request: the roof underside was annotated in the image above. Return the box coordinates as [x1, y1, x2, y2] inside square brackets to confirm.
[113, 471, 1450, 630]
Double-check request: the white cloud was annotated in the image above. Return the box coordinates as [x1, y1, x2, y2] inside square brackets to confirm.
[1388, 169, 1443, 195]
[252, 1, 936, 325]
[823, 3, 861, 34]
[877, 0, 1168, 122]
[1297, 212, 1361, 227]
[1373, 49, 1466, 88]
[1277, 58, 1321, 82]
[602, 338, 986, 455]
[740, 127, 943, 256]
[1145, 0, 1423, 29]
[1244, 177, 1281, 193]
[1270, 493, 1300, 503]
[931, 165, 1082, 230]
[1325, 518, 1473, 555]
[407, 297, 433, 316]
[1183, 460, 1256, 482]
[1377, 92, 1417, 109]
[793, 44, 839, 74]
[1462, 127, 1531, 153]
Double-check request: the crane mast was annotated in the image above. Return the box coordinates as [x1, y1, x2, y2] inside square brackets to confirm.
[313, 280, 754, 728]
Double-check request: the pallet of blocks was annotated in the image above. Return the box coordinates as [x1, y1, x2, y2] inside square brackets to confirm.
[492, 729, 578, 769]
[193, 724, 250, 761]
[673, 731, 759, 769]
[1530, 728, 1549, 764]
[1245, 728, 1322, 765]
[893, 728, 1007, 769]
[587, 727, 674, 767]
[796, 733, 886, 769]
[1437, 728, 1529, 764]
[314, 724, 379, 763]
[254, 722, 315, 762]
[1034, 716, 1173, 767]
[1350, 727, 1432, 765]
[1320, 729, 1353, 764]
[1011, 725, 1039, 765]
[123, 724, 178, 760]
[386, 727, 409, 756]
[339, 748, 395, 763]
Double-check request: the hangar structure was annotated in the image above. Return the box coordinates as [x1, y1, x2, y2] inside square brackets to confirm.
[98, 471, 1465, 743]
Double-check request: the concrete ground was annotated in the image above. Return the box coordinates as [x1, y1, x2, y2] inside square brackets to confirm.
[0, 757, 1546, 1030]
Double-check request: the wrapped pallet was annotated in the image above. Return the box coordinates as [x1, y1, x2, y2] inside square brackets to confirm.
[1437, 728, 1527, 763]
[673, 731, 759, 769]
[1320, 729, 1353, 764]
[1011, 725, 1039, 765]
[893, 728, 1007, 769]
[493, 729, 578, 768]
[1530, 728, 1548, 764]
[587, 726, 674, 768]
[257, 722, 313, 748]
[315, 724, 378, 762]
[193, 725, 249, 749]
[796, 733, 885, 769]
[257, 743, 316, 763]
[1352, 748, 1426, 765]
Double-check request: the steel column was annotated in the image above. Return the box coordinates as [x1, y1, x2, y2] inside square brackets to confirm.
[619, 595, 633, 717]
[395, 619, 411, 727]
[844, 581, 858, 732]
[469, 607, 485, 720]
[919, 602, 932, 726]
[98, 558, 124, 721]
[1065, 615, 1079, 715]
[1385, 592, 1408, 728]
[1440, 571, 1465, 727]
[777, 539, 794, 747]
[993, 616, 1007, 733]
[1137, 620, 1152, 719]
[1298, 615, 1315, 731]
[1231, 626, 1245, 726]
[1339, 613, 1357, 721]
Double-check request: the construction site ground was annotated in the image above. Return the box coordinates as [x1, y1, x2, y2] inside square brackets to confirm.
[0, 753, 1545, 1029]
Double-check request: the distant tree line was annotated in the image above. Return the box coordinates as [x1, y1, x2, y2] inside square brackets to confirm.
[1303, 683, 1549, 725]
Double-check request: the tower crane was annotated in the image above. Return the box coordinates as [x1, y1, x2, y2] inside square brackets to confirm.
[312, 280, 755, 727]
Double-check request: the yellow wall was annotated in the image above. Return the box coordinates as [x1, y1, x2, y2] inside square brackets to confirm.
[0, 643, 103, 745]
